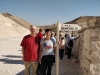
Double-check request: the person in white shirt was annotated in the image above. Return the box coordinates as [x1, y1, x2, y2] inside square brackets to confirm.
[39, 29, 56, 75]
[59, 37, 65, 62]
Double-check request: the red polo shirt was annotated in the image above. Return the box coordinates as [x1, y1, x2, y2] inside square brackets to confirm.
[20, 35, 40, 61]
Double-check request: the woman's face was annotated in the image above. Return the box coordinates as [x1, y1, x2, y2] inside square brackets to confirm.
[45, 31, 51, 37]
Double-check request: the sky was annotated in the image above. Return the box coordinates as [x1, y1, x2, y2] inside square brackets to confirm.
[0, 0, 100, 26]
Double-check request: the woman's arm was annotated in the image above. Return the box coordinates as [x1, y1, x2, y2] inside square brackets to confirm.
[39, 44, 43, 63]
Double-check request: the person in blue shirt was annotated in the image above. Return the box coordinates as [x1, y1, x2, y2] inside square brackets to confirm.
[65, 34, 80, 59]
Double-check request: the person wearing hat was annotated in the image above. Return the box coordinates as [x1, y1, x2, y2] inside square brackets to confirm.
[51, 32, 56, 43]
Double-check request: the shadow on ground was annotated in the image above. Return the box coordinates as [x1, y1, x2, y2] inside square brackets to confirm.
[0, 55, 23, 64]
[2, 55, 22, 58]
[16, 68, 33, 75]
[16, 70, 25, 75]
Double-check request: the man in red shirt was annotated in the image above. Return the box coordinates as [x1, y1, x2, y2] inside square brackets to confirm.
[37, 29, 43, 42]
[20, 25, 40, 75]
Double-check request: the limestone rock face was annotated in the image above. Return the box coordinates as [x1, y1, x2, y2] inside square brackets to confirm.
[0, 14, 30, 39]
[77, 28, 100, 75]
[2, 13, 31, 29]
[2, 13, 40, 33]
[90, 29, 100, 75]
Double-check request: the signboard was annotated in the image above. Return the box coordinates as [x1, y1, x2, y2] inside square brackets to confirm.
[60, 24, 82, 31]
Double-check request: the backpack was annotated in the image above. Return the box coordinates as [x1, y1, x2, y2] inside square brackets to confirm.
[68, 39, 73, 48]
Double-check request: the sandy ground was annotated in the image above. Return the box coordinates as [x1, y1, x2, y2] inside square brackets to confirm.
[0, 38, 80, 75]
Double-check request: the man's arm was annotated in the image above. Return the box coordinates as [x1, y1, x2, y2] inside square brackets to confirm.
[22, 47, 25, 61]
[71, 35, 80, 40]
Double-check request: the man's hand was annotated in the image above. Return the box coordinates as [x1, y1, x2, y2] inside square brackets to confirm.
[22, 56, 25, 61]
[39, 57, 41, 64]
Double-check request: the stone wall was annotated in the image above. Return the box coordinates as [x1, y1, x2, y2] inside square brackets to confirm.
[78, 28, 100, 75]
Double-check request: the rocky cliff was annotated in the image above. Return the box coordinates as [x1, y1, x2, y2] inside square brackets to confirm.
[2, 13, 40, 33]
[2, 13, 31, 29]
[75, 27, 100, 75]
[0, 14, 30, 39]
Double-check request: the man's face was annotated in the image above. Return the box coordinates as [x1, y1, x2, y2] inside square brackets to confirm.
[45, 31, 51, 37]
[30, 26, 36, 34]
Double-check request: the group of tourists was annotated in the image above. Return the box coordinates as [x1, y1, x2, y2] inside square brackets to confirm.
[20, 25, 80, 75]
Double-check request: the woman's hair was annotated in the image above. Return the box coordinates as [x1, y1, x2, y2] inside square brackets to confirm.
[45, 29, 51, 33]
